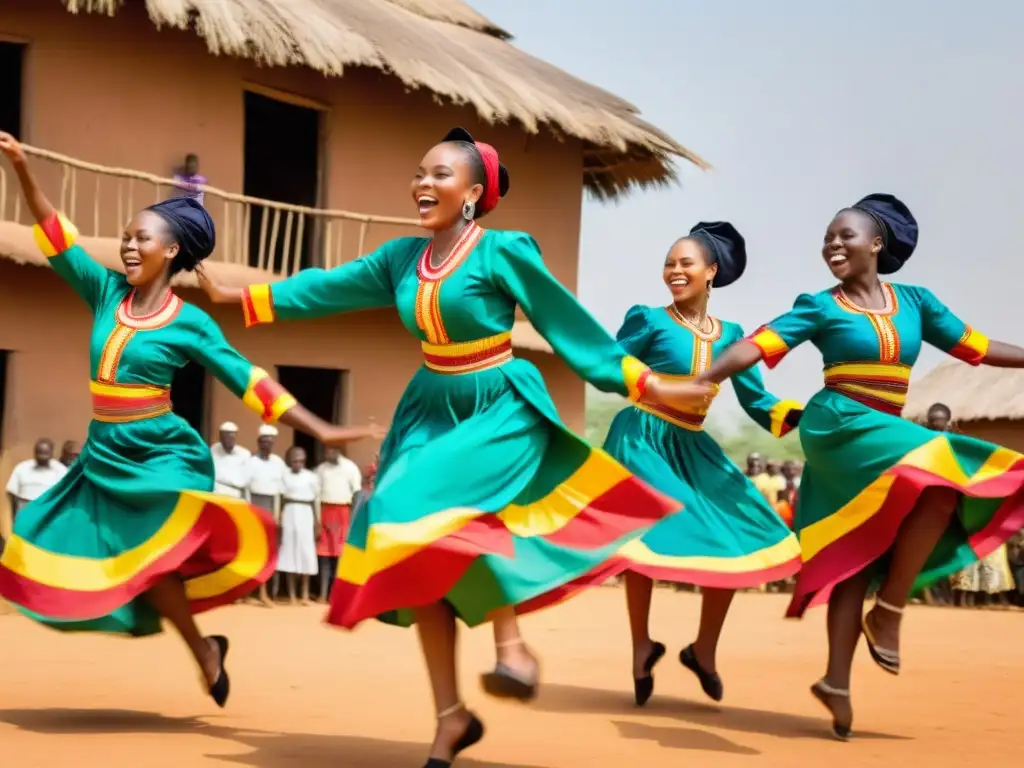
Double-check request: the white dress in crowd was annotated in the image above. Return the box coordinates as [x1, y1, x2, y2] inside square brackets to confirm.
[5, 459, 67, 513]
[210, 442, 252, 499]
[278, 468, 320, 575]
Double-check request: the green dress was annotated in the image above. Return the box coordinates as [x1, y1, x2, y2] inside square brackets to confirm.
[0, 213, 291, 635]
[240, 221, 679, 628]
[747, 282, 1024, 616]
[603, 305, 801, 585]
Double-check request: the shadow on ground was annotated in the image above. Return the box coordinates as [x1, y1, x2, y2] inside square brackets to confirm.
[533, 682, 910, 745]
[0, 708, 550, 768]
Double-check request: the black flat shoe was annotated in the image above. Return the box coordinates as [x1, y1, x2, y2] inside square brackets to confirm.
[480, 661, 538, 701]
[679, 643, 723, 702]
[862, 599, 902, 676]
[810, 679, 852, 741]
[633, 641, 666, 707]
[207, 635, 230, 708]
[423, 711, 485, 767]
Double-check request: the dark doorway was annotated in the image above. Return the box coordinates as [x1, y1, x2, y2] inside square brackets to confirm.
[0, 350, 8, 451]
[243, 90, 321, 273]
[276, 365, 344, 466]
[171, 362, 210, 437]
[0, 43, 24, 138]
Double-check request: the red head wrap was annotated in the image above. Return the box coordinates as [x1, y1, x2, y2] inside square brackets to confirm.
[474, 141, 501, 215]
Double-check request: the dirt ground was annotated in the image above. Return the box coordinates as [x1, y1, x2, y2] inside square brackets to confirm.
[0, 589, 1018, 767]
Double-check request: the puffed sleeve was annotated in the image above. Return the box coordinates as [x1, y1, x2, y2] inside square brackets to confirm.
[239, 238, 413, 326]
[745, 293, 823, 369]
[916, 287, 989, 365]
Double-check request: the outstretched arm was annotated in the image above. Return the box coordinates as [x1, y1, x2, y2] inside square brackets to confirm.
[700, 341, 764, 385]
[190, 316, 387, 446]
[918, 287, 1024, 368]
[730, 353, 802, 437]
[0, 132, 110, 310]
[496, 234, 712, 411]
[197, 239, 400, 325]
[700, 294, 823, 385]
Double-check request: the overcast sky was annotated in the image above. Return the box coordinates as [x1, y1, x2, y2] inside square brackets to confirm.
[471, 0, 1024, 417]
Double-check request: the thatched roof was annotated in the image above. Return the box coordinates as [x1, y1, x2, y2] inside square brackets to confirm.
[61, 0, 708, 198]
[0, 222, 553, 353]
[903, 360, 1024, 423]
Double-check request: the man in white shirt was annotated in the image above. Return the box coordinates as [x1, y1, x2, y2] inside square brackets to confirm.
[247, 424, 287, 606]
[210, 422, 251, 499]
[6, 438, 67, 520]
[314, 446, 363, 601]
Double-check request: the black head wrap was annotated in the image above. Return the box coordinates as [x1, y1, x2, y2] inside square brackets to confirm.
[146, 196, 216, 273]
[850, 193, 918, 274]
[688, 221, 747, 288]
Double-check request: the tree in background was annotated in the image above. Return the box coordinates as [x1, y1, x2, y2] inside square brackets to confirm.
[586, 387, 804, 463]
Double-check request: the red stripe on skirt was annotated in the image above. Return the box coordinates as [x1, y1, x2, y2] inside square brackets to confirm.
[0, 501, 278, 619]
[787, 461, 1024, 617]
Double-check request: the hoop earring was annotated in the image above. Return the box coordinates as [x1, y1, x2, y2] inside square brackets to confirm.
[462, 200, 476, 220]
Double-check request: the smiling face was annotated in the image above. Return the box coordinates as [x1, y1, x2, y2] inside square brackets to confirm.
[663, 238, 717, 303]
[411, 142, 484, 231]
[120, 210, 178, 287]
[822, 209, 882, 281]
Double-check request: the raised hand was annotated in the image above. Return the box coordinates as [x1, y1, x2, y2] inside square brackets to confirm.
[319, 422, 389, 447]
[195, 263, 240, 304]
[0, 132, 27, 165]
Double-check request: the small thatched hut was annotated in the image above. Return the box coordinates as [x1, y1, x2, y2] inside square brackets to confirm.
[904, 361, 1024, 451]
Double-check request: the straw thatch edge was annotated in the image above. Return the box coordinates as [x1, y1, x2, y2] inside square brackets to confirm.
[904, 359, 1024, 423]
[60, 0, 709, 199]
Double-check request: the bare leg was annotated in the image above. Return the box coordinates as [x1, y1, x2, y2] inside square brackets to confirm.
[866, 487, 958, 655]
[415, 601, 475, 761]
[258, 581, 274, 608]
[300, 575, 311, 605]
[625, 571, 656, 677]
[812, 568, 872, 737]
[319, 556, 331, 602]
[692, 587, 735, 673]
[286, 572, 298, 605]
[146, 574, 221, 686]
[491, 606, 539, 679]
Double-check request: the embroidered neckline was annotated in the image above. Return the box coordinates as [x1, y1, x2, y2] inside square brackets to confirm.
[665, 305, 722, 341]
[116, 288, 183, 330]
[417, 221, 484, 282]
[833, 283, 898, 317]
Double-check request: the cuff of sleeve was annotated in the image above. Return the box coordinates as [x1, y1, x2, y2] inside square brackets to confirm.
[242, 284, 276, 328]
[32, 213, 79, 258]
[745, 327, 790, 369]
[769, 399, 803, 438]
[243, 367, 297, 423]
[622, 356, 652, 402]
[949, 327, 989, 365]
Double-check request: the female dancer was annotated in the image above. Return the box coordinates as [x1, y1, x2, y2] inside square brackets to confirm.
[200, 127, 713, 765]
[696, 193, 1024, 738]
[0, 133, 381, 707]
[602, 222, 802, 707]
